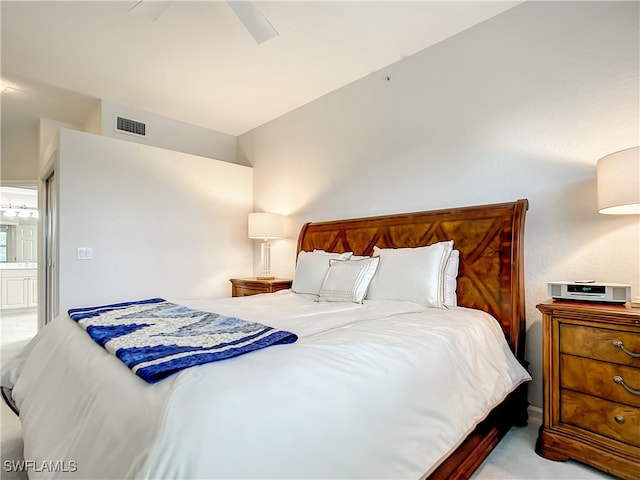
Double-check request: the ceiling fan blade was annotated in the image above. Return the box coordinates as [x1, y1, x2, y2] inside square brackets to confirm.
[228, 1, 279, 44]
[128, 1, 171, 21]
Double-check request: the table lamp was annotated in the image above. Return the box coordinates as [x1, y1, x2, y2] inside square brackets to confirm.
[248, 212, 284, 279]
[597, 146, 640, 307]
[597, 146, 640, 214]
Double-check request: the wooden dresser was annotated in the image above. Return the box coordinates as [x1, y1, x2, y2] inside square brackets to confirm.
[537, 300, 640, 479]
[230, 278, 292, 297]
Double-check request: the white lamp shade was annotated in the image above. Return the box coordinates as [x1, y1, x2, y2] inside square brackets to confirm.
[248, 212, 285, 239]
[597, 147, 640, 215]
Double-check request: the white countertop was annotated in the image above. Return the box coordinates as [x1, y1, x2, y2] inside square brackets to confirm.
[0, 263, 37, 270]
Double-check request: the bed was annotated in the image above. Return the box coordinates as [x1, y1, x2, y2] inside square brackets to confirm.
[2, 199, 530, 479]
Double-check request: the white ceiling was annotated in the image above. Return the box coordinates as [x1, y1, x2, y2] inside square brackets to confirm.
[1, 1, 520, 136]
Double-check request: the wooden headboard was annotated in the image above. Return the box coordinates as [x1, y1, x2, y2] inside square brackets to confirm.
[297, 199, 529, 363]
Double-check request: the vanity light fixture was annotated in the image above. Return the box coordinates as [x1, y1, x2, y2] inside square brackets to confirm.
[3, 206, 17, 218]
[248, 212, 285, 280]
[1, 204, 38, 218]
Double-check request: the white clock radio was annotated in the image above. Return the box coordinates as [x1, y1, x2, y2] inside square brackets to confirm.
[548, 281, 631, 304]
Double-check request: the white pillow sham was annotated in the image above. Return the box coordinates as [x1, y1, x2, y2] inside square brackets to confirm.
[366, 241, 454, 308]
[318, 257, 380, 303]
[291, 250, 352, 295]
[444, 249, 460, 306]
[349, 250, 459, 304]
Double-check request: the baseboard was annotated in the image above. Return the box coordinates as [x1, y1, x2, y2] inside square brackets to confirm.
[527, 405, 542, 422]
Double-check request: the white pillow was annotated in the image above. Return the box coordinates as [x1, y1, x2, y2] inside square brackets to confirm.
[318, 257, 380, 303]
[291, 250, 353, 295]
[444, 249, 459, 306]
[349, 255, 370, 260]
[366, 241, 454, 307]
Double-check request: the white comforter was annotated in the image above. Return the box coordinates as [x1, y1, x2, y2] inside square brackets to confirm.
[3, 291, 530, 479]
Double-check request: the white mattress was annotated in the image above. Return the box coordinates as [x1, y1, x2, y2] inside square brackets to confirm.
[2, 291, 530, 479]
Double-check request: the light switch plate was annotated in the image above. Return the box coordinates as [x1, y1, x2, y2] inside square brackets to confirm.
[77, 247, 93, 260]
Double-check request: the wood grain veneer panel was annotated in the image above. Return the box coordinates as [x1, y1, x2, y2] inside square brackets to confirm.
[559, 323, 640, 368]
[561, 389, 640, 447]
[560, 355, 640, 407]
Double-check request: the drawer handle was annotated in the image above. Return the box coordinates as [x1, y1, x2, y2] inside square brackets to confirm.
[614, 415, 625, 424]
[612, 340, 640, 358]
[613, 375, 640, 396]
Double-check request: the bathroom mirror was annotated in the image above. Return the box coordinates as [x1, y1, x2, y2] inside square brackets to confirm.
[0, 186, 38, 264]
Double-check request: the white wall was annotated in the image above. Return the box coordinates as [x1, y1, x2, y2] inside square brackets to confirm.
[1, 126, 39, 181]
[82, 103, 102, 135]
[39, 118, 82, 172]
[99, 100, 243, 166]
[57, 128, 253, 315]
[239, 1, 640, 409]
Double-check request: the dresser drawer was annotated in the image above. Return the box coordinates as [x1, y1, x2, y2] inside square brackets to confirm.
[561, 389, 640, 447]
[560, 323, 640, 368]
[561, 355, 640, 407]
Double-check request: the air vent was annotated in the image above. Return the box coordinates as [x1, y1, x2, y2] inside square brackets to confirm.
[115, 116, 146, 136]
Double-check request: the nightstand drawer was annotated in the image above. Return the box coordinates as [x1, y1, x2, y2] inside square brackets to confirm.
[561, 355, 640, 407]
[234, 286, 264, 296]
[561, 389, 640, 447]
[560, 323, 640, 368]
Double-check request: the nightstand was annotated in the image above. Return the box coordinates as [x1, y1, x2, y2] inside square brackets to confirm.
[230, 278, 292, 297]
[536, 300, 640, 480]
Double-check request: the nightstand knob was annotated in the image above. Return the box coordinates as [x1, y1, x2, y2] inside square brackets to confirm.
[614, 415, 625, 424]
[612, 340, 640, 358]
[613, 375, 640, 396]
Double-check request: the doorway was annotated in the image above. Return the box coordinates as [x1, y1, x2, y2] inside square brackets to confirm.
[0, 185, 39, 341]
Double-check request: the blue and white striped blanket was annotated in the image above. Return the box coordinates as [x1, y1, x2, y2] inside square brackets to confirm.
[68, 298, 298, 383]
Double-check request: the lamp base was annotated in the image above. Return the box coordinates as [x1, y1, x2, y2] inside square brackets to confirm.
[257, 241, 274, 281]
